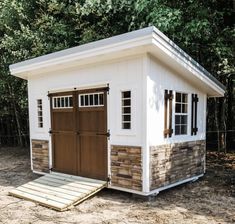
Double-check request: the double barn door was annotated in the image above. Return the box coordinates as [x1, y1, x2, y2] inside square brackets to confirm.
[50, 88, 108, 181]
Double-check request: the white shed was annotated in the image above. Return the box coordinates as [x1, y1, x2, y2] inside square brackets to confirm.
[10, 26, 225, 196]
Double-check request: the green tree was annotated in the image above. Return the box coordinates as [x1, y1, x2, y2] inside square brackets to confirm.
[0, 0, 234, 150]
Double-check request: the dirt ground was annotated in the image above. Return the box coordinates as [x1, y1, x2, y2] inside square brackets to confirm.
[0, 147, 235, 224]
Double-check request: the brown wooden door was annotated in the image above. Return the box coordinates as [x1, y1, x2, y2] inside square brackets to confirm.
[50, 88, 108, 180]
[50, 92, 77, 175]
[77, 89, 108, 180]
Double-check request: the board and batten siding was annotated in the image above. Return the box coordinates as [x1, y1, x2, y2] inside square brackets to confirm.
[144, 54, 207, 193]
[27, 56, 145, 176]
[147, 55, 207, 146]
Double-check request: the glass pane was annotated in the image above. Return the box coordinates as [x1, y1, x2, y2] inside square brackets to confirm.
[123, 115, 131, 122]
[122, 91, 131, 98]
[65, 97, 68, 107]
[38, 122, 43, 128]
[38, 111, 42, 117]
[182, 104, 188, 113]
[61, 97, 65, 107]
[57, 98, 60, 107]
[181, 115, 188, 125]
[122, 122, 131, 129]
[38, 117, 43, 122]
[181, 125, 187, 134]
[175, 115, 180, 124]
[122, 99, 131, 106]
[175, 103, 181, 113]
[94, 94, 99, 105]
[53, 98, 57, 108]
[182, 94, 188, 103]
[80, 95, 84, 106]
[85, 95, 89, 106]
[69, 97, 73, 107]
[176, 92, 181, 102]
[89, 94, 94, 105]
[175, 125, 180, 135]
[99, 94, 104, 105]
[122, 107, 131, 114]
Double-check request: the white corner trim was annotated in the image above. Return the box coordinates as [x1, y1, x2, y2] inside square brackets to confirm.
[142, 54, 150, 193]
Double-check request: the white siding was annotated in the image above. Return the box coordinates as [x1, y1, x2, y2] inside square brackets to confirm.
[147, 55, 207, 146]
[28, 56, 145, 170]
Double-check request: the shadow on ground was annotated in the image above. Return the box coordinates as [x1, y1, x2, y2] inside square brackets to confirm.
[0, 147, 234, 224]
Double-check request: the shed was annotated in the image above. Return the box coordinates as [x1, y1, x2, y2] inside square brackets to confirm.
[10, 26, 225, 196]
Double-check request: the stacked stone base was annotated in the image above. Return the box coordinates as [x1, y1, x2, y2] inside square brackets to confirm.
[111, 145, 142, 191]
[150, 140, 205, 190]
[32, 139, 49, 173]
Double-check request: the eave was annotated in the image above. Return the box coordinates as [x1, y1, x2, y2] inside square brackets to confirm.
[9, 26, 225, 97]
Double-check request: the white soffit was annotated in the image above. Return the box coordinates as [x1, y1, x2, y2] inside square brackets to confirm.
[9, 26, 225, 96]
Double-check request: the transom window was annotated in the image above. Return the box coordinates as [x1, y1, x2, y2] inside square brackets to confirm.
[53, 96, 73, 109]
[175, 92, 188, 135]
[79, 92, 104, 107]
[121, 91, 131, 129]
[37, 99, 43, 128]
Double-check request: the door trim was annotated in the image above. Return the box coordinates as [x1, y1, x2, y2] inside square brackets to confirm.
[49, 86, 109, 180]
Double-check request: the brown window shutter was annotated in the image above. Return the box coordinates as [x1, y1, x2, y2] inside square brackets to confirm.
[168, 90, 173, 137]
[191, 94, 199, 135]
[164, 90, 168, 138]
[164, 90, 173, 138]
[194, 94, 198, 135]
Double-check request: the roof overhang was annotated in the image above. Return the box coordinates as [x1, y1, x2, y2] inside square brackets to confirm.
[9, 26, 225, 97]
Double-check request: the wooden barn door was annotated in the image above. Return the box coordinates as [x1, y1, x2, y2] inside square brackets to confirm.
[50, 88, 108, 181]
[77, 88, 108, 180]
[50, 92, 77, 175]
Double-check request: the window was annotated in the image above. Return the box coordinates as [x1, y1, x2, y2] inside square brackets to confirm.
[79, 92, 104, 107]
[37, 99, 43, 128]
[121, 91, 131, 129]
[53, 96, 73, 109]
[175, 92, 188, 135]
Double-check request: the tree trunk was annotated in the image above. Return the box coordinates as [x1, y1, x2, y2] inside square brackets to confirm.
[7, 83, 23, 147]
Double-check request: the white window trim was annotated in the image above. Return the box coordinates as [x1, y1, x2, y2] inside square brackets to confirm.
[79, 92, 104, 107]
[172, 90, 191, 138]
[116, 87, 137, 136]
[174, 92, 188, 136]
[37, 99, 43, 128]
[121, 91, 131, 130]
[52, 95, 73, 109]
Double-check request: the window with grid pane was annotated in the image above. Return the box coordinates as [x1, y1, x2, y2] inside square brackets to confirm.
[175, 92, 188, 135]
[79, 92, 104, 107]
[52, 96, 73, 109]
[121, 91, 131, 129]
[37, 99, 43, 128]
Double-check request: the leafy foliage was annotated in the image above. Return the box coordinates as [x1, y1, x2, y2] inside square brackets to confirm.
[0, 0, 234, 149]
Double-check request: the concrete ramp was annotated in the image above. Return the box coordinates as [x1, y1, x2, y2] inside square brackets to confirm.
[9, 172, 107, 211]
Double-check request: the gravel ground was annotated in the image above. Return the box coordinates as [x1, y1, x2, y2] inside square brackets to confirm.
[0, 147, 234, 224]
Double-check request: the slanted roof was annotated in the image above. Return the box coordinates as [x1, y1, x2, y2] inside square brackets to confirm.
[9, 26, 225, 97]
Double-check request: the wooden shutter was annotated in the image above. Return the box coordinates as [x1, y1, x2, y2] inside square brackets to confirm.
[191, 94, 198, 135]
[164, 90, 173, 138]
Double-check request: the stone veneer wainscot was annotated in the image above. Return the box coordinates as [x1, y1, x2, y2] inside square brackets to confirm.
[150, 140, 205, 190]
[111, 145, 142, 191]
[32, 139, 49, 173]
